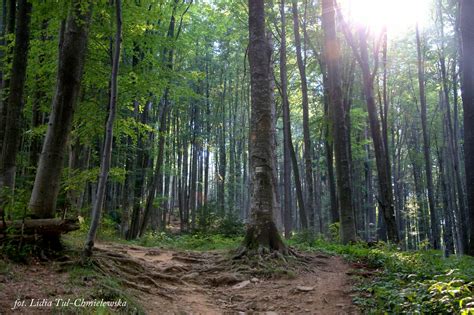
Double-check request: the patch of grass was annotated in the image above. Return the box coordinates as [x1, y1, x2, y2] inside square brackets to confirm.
[129, 232, 242, 251]
[0, 259, 11, 275]
[64, 263, 144, 314]
[289, 236, 474, 314]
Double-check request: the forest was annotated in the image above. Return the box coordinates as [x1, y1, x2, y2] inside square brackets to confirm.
[0, 0, 473, 313]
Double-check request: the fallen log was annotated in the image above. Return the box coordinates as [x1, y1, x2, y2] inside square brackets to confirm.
[0, 218, 79, 235]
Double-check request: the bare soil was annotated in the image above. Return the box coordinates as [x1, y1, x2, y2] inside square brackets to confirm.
[0, 242, 358, 314]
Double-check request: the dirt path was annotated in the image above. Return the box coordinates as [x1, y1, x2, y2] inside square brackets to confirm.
[0, 243, 358, 314]
[97, 243, 358, 314]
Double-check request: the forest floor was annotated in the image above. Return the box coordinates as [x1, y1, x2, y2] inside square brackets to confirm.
[0, 241, 358, 314]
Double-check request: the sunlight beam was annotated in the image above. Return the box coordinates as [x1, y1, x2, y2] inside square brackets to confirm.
[339, 0, 432, 36]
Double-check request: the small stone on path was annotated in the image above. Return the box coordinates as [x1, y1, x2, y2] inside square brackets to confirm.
[296, 286, 314, 292]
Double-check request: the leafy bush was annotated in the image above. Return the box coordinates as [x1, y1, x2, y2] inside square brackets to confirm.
[0, 187, 30, 220]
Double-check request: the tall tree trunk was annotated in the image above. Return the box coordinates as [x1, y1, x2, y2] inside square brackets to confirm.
[29, 0, 93, 219]
[353, 28, 399, 243]
[127, 102, 150, 239]
[437, 0, 468, 253]
[415, 25, 440, 249]
[0, 0, 31, 193]
[29, 20, 49, 169]
[238, 0, 287, 255]
[460, 0, 474, 256]
[322, 0, 356, 243]
[292, 0, 315, 229]
[438, 144, 455, 256]
[139, 91, 171, 236]
[139, 0, 187, 235]
[323, 72, 339, 225]
[0, 0, 7, 89]
[0, 0, 16, 156]
[84, 0, 122, 256]
[279, 0, 292, 238]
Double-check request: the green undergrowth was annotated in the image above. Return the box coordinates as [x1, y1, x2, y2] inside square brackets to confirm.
[65, 225, 242, 252]
[58, 263, 144, 314]
[289, 235, 474, 314]
[64, 213, 244, 252]
[129, 232, 242, 251]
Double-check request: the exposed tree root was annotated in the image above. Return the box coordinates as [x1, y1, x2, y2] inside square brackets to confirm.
[172, 255, 206, 264]
[84, 246, 185, 299]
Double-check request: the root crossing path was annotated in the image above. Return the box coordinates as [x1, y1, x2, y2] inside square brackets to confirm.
[96, 242, 359, 314]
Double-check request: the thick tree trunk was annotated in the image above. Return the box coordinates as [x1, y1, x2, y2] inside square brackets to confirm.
[460, 0, 474, 256]
[84, 0, 121, 257]
[0, 0, 31, 192]
[29, 0, 93, 218]
[239, 0, 287, 255]
[322, 0, 356, 243]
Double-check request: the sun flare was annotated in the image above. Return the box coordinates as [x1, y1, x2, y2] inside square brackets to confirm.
[339, 0, 432, 36]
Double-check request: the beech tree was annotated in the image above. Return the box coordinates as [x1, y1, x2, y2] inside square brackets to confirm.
[29, 0, 93, 219]
[415, 25, 440, 249]
[322, 0, 356, 244]
[84, 0, 122, 257]
[238, 0, 287, 256]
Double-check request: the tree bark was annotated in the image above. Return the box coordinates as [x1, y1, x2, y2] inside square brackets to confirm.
[415, 25, 440, 249]
[292, 0, 315, 229]
[279, 0, 292, 238]
[351, 28, 400, 243]
[239, 0, 287, 255]
[29, 0, 93, 218]
[0, 0, 32, 193]
[322, 0, 356, 243]
[0, 0, 16, 156]
[84, 0, 121, 257]
[460, 0, 474, 256]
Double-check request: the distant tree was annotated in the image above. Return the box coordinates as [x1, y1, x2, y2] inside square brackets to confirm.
[415, 25, 440, 249]
[292, 0, 314, 230]
[342, 24, 400, 244]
